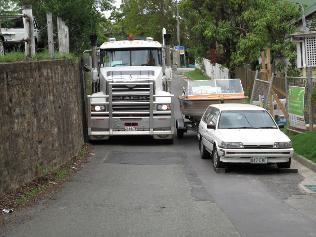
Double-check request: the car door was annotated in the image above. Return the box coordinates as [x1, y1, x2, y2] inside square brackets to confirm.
[199, 106, 212, 144]
[203, 108, 220, 153]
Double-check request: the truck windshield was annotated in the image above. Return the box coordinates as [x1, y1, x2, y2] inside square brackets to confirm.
[218, 110, 277, 129]
[101, 48, 162, 67]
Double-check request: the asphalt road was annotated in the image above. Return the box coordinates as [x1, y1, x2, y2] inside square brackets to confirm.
[2, 71, 316, 237]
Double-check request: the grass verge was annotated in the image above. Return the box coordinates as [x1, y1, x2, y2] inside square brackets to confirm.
[281, 129, 316, 163]
[0, 144, 90, 210]
[184, 68, 209, 80]
[291, 132, 316, 163]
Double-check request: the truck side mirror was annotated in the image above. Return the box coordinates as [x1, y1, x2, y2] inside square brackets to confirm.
[83, 64, 91, 72]
[207, 123, 216, 130]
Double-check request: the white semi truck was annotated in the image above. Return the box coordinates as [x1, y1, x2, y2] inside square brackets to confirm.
[86, 37, 175, 142]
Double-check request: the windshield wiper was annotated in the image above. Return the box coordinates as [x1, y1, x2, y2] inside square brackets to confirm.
[255, 126, 277, 129]
[223, 127, 254, 129]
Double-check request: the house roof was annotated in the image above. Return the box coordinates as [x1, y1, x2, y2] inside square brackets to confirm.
[287, 0, 316, 18]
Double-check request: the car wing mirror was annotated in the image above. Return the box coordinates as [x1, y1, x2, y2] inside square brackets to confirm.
[207, 123, 216, 130]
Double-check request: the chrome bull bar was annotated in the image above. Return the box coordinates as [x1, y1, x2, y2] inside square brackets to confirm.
[87, 82, 175, 136]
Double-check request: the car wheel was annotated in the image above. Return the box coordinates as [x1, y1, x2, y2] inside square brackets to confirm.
[199, 140, 210, 159]
[277, 158, 291, 169]
[213, 148, 224, 168]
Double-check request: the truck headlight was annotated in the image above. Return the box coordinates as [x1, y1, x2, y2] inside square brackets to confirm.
[220, 142, 244, 149]
[91, 105, 106, 112]
[274, 142, 292, 149]
[157, 104, 170, 111]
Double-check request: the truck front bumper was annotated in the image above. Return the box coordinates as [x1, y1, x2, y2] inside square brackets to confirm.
[89, 116, 174, 139]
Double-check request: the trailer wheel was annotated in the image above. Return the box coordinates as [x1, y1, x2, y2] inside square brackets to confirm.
[177, 128, 184, 139]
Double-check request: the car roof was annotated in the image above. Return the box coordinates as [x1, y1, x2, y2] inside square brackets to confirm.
[209, 103, 266, 111]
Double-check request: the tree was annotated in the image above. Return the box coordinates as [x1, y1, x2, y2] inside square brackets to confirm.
[9, 0, 113, 53]
[180, 0, 299, 71]
[118, 0, 177, 43]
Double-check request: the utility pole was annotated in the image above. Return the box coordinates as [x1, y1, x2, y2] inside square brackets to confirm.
[176, 0, 180, 46]
[176, 0, 181, 67]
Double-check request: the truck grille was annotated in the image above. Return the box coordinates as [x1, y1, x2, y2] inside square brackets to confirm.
[109, 82, 153, 117]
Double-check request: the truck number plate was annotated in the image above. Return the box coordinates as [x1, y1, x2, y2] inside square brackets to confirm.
[125, 126, 137, 131]
[250, 157, 267, 164]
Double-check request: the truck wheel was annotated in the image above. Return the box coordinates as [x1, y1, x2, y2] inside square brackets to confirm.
[199, 140, 210, 159]
[213, 148, 224, 168]
[277, 158, 291, 169]
[177, 128, 184, 139]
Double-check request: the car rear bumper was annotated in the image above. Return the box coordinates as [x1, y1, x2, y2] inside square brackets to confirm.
[218, 148, 293, 163]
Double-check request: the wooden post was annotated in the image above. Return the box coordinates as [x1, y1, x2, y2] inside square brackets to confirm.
[22, 5, 35, 57]
[47, 12, 54, 58]
[0, 18, 4, 55]
[306, 67, 313, 131]
[57, 17, 69, 54]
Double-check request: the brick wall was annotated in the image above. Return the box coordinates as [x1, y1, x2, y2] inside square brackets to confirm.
[0, 60, 84, 193]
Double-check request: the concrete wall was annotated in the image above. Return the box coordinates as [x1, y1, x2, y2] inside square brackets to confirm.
[196, 59, 229, 79]
[0, 60, 84, 193]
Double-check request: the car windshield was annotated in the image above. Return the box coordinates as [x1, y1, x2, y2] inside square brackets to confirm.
[218, 110, 277, 129]
[101, 48, 162, 67]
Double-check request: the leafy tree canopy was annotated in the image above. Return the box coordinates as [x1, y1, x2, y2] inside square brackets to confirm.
[180, 0, 300, 70]
[118, 0, 177, 42]
[1, 0, 113, 53]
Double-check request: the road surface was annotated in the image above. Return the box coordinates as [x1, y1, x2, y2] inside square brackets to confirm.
[2, 70, 316, 237]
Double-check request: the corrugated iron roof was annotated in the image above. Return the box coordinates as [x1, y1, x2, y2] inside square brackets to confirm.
[287, 0, 316, 17]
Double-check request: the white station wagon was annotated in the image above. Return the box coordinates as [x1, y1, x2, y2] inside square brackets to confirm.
[198, 104, 293, 169]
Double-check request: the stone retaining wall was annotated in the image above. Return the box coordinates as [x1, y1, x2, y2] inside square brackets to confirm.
[0, 60, 84, 193]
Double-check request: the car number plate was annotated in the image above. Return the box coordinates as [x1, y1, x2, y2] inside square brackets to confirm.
[250, 157, 267, 164]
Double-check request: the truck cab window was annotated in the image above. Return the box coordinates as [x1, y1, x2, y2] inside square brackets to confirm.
[101, 48, 162, 67]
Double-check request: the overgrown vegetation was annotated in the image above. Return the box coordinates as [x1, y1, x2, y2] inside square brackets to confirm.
[0, 50, 77, 62]
[180, 0, 300, 72]
[184, 69, 209, 80]
[1, 0, 114, 54]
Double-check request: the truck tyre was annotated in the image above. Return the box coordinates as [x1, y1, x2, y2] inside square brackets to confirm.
[277, 158, 291, 169]
[199, 140, 210, 159]
[213, 148, 224, 168]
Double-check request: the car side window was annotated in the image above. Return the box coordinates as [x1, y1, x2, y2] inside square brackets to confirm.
[202, 107, 212, 123]
[206, 108, 220, 125]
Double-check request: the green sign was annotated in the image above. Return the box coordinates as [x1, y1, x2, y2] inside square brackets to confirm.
[288, 86, 305, 116]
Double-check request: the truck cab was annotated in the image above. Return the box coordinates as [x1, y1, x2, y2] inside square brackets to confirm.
[87, 37, 175, 142]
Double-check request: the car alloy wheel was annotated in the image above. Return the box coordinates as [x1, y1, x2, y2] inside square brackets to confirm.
[213, 149, 223, 168]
